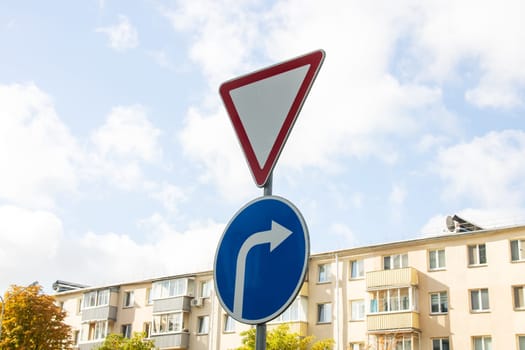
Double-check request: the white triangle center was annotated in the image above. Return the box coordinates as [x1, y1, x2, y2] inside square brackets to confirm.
[229, 65, 310, 168]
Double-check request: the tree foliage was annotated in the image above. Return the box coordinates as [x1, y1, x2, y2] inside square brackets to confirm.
[0, 284, 73, 349]
[236, 323, 333, 350]
[95, 332, 155, 350]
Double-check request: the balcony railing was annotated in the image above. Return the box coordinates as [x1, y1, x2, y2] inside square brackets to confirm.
[151, 332, 190, 349]
[153, 295, 192, 313]
[81, 306, 117, 322]
[367, 311, 420, 332]
[366, 267, 418, 290]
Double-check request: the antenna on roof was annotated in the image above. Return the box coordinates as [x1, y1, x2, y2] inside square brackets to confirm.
[446, 216, 456, 232]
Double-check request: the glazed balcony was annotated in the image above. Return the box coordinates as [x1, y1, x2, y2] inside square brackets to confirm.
[366, 267, 418, 290]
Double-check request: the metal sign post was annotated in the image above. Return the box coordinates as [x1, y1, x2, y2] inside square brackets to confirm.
[256, 173, 273, 350]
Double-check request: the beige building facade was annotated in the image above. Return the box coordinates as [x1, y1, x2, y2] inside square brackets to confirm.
[55, 223, 525, 350]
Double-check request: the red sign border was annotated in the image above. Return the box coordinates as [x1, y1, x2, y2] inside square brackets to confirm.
[219, 50, 325, 187]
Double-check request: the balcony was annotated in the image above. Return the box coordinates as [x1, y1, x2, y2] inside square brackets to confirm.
[78, 341, 104, 350]
[367, 311, 420, 332]
[366, 267, 418, 290]
[153, 295, 192, 313]
[151, 332, 190, 349]
[81, 306, 117, 322]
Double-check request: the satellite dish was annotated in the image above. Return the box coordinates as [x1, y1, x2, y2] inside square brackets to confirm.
[446, 216, 455, 232]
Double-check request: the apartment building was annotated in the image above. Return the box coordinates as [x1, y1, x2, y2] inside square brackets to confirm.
[54, 220, 525, 350]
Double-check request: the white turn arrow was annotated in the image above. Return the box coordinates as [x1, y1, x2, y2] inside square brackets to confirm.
[233, 220, 293, 317]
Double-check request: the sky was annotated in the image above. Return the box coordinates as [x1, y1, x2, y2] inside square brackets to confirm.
[1, 0, 525, 294]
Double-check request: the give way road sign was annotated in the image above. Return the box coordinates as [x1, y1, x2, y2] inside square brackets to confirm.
[219, 50, 325, 187]
[213, 196, 309, 324]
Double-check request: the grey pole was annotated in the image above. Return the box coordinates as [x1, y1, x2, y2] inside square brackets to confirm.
[255, 173, 272, 350]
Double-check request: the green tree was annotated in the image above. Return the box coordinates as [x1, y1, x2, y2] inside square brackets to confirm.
[0, 284, 73, 349]
[237, 323, 333, 350]
[95, 332, 155, 350]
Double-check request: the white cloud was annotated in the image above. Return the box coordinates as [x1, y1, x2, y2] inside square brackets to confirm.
[436, 130, 525, 207]
[149, 183, 188, 215]
[0, 83, 79, 209]
[148, 50, 175, 70]
[0, 206, 63, 292]
[411, 0, 525, 108]
[178, 107, 259, 201]
[58, 215, 224, 287]
[331, 222, 359, 248]
[91, 105, 161, 162]
[96, 15, 139, 52]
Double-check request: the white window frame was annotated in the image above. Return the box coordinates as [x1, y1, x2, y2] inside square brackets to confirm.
[429, 249, 446, 270]
[82, 289, 110, 309]
[317, 303, 332, 324]
[432, 338, 449, 350]
[318, 263, 331, 283]
[473, 336, 491, 350]
[145, 288, 153, 305]
[122, 324, 132, 338]
[470, 288, 490, 312]
[350, 259, 364, 279]
[197, 315, 209, 334]
[513, 286, 525, 310]
[350, 300, 365, 321]
[511, 239, 525, 262]
[123, 291, 134, 308]
[518, 335, 525, 350]
[369, 287, 414, 313]
[468, 244, 487, 266]
[224, 315, 235, 333]
[349, 343, 365, 350]
[383, 253, 408, 270]
[430, 291, 448, 314]
[200, 280, 211, 298]
[152, 312, 183, 334]
[152, 278, 190, 300]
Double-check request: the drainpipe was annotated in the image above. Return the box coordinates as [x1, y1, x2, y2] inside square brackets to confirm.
[334, 253, 340, 350]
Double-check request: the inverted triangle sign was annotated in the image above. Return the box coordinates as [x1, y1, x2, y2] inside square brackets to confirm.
[220, 50, 325, 187]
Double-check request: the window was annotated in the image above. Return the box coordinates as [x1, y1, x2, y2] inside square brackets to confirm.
[82, 289, 110, 309]
[81, 321, 107, 341]
[76, 298, 82, 314]
[369, 288, 413, 313]
[145, 288, 153, 305]
[318, 264, 331, 283]
[350, 300, 365, 320]
[383, 254, 408, 270]
[518, 335, 525, 350]
[473, 336, 491, 350]
[511, 239, 525, 262]
[468, 244, 487, 265]
[513, 286, 525, 310]
[152, 278, 191, 299]
[200, 280, 211, 298]
[430, 291, 448, 314]
[432, 338, 449, 350]
[317, 303, 332, 323]
[197, 316, 209, 334]
[429, 249, 446, 270]
[224, 315, 235, 332]
[152, 312, 183, 334]
[122, 324, 132, 338]
[123, 291, 134, 308]
[350, 260, 364, 278]
[350, 343, 365, 350]
[73, 330, 80, 345]
[471, 289, 490, 312]
[143, 322, 152, 338]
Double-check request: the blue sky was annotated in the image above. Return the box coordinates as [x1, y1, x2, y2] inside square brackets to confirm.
[1, 0, 525, 293]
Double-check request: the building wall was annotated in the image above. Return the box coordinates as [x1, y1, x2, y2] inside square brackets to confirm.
[55, 225, 525, 350]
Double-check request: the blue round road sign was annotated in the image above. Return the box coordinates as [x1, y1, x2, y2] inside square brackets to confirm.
[214, 195, 309, 324]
